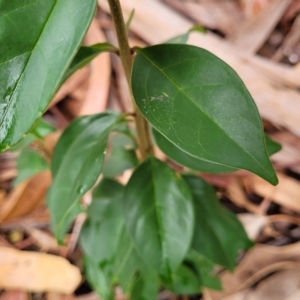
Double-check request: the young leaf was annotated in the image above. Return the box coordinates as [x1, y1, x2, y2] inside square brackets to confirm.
[125, 9, 135, 34]
[0, 0, 96, 151]
[185, 249, 222, 290]
[265, 134, 281, 156]
[47, 112, 120, 242]
[14, 149, 49, 186]
[63, 43, 118, 81]
[80, 179, 125, 300]
[132, 44, 277, 185]
[167, 264, 200, 295]
[102, 133, 138, 177]
[124, 157, 194, 277]
[153, 129, 281, 174]
[164, 25, 206, 44]
[184, 175, 253, 270]
[9, 118, 56, 152]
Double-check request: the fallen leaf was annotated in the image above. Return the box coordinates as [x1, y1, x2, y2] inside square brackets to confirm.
[0, 291, 28, 300]
[0, 247, 81, 294]
[245, 172, 300, 214]
[0, 171, 51, 222]
[238, 213, 267, 240]
[205, 242, 300, 299]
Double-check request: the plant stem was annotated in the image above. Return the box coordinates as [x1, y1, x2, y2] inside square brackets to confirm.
[107, 0, 153, 159]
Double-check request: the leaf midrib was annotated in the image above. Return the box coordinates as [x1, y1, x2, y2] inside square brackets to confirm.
[139, 50, 270, 178]
[0, 0, 57, 130]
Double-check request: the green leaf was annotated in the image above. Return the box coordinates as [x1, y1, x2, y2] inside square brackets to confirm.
[30, 118, 56, 139]
[114, 228, 139, 293]
[125, 9, 135, 34]
[154, 129, 281, 174]
[47, 112, 120, 242]
[132, 44, 277, 185]
[0, 0, 96, 151]
[124, 157, 194, 277]
[63, 43, 118, 81]
[80, 178, 125, 300]
[265, 134, 281, 156]
[164, 25, 206, 44]
[167, 264, 200, 295]
[185, 250, 222, 290]
[131, 276, 159, 300]
[102, 133, 138, 177]
[83, 257, 113, 300]
[153, 128, 235, 173]
[184, 175, 254, 270]
[14, 149, 49, 186]
[9, 118, 56, 152]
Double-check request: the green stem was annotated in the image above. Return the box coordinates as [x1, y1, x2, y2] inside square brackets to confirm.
[107, 0, 153, 159]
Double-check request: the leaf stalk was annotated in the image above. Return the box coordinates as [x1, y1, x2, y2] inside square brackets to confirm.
[107, 0, 153, 159]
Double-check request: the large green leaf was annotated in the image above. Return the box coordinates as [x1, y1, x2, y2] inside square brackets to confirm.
[132, 44, 277, 185]
[63, 43, 118, 81]
[80, 178, 125, 300]
[184, 175, 253, 270]
[47, 112, 120, 242]
[153, 129, 281, 174]
[0, 0, 96, 151]
[124, 157, 194, 277]
[14, 149, 49, 186]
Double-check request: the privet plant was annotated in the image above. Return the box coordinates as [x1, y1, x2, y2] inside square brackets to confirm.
[1, 0, 281, 299]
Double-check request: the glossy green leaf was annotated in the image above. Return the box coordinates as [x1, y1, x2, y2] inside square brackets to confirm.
[63, 43, 118, 81]
[14, 149, 49, 186]
[184, 175, 253, 270]
[154, 129, 281, 174]
[47, 112, 120, 242]
[103, 133, 138, 177]
[132, 44, 277, 185]
[124, 157, 194, 277]
[80, 179, 125, 300]
[0, 0, 96, 151]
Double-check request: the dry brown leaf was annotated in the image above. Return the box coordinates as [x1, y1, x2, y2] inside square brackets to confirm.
[46, 293, 73, 300]
[226, 178, 260, 214]
[24, 227, 66, 253]
[163, 0, 244, 35]
[245, 172, 300, 214]
[205, 242, 300, 300]
[79, 19, 111, 116]
[0, 247, 81, 294]
[49, 68, 89, 109]
[0, 171, 51, 223]
[238, 214, 267, 240]
[0, 291, 28, 300]
[228, 0, 292, 53]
